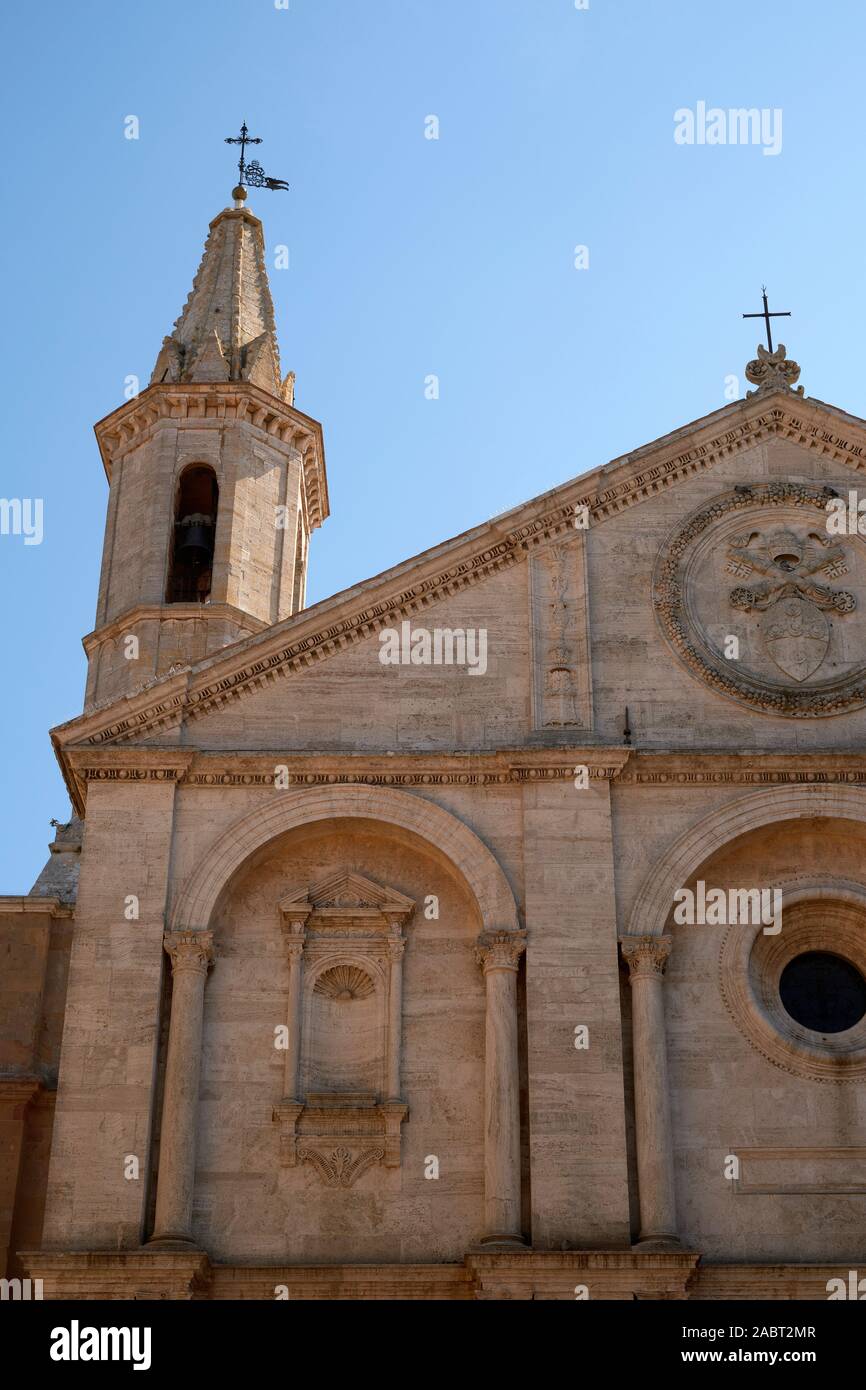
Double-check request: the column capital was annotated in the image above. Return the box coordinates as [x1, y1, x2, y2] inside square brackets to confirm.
[620, 934, 672, 980]
[281, 920, 307, 961]
[475, 930, 527, 974]
[164, 929, 214, 975]
[387, 925, 406, 963]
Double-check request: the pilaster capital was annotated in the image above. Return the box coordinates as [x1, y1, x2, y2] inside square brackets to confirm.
[387, 924, 406, 964]
[475, 930, 527, 974]
[164, 929, 214, 976]
[620, 934, 672, 981]
[282, 919, 307, 962]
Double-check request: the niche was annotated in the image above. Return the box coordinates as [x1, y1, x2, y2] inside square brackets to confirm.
[165, 464, 218, 603]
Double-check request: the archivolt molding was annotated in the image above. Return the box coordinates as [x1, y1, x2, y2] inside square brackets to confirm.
[626, 784, 866, 939]
[169, 783, 520, 935]
[61, 394, 866, 751]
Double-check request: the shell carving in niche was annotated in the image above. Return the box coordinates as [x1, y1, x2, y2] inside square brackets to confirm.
[313, 965, 375, 1001]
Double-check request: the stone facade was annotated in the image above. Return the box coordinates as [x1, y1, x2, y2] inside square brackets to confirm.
[3, 195, 866, 1300]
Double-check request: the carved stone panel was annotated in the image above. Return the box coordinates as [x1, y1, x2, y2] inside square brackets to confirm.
[653, 482, 866, 716]
[529, 534, 592, 730]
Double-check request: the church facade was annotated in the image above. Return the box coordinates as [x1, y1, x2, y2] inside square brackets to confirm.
[3, 187, 866, 1301]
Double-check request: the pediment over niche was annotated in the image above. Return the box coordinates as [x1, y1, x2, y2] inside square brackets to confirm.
[279, 870, 416, 933]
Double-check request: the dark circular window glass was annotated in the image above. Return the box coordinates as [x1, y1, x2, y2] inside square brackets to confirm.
[779, 952, 866, 1034]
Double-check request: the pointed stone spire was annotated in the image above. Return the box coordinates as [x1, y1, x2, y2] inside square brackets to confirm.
[151, 187, 291, 400]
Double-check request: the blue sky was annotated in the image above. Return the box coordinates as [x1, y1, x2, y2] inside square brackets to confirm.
[2, 0, 865, 890]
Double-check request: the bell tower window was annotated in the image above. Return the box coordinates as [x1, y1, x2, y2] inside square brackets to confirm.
[166, 465, 218, 604]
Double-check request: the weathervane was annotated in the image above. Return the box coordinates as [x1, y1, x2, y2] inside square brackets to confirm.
[224, 121, 289, 192]
[742, 286, 790, 354]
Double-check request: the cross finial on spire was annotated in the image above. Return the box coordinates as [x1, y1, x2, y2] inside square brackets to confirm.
[742, 286, 791, 354]
[224, 121, 289, 194]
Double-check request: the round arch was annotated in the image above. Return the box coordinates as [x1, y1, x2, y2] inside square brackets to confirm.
[170, 783, 520, 934]
[627, 784, 866, 938]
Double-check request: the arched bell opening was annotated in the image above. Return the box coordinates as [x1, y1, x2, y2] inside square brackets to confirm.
[166, 464, 219, 603]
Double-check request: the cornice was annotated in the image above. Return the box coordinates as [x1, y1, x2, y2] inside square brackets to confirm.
[0, 896, 75, 918]
[56, 392, 866, 763]
[62, 750, 195, 811]
[619, 751, 866, 787]
[93, 381, 328, 530]
[62, 746, 631, 811]
[81, 602, 268, 657]
[60, 746, 866, 816]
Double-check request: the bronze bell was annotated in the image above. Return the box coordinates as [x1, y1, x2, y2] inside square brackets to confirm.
[176, 514, 213, 565]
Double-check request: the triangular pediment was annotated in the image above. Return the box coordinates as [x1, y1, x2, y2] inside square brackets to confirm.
[279, 871, 416, 928]
[54, 387, 866, 779]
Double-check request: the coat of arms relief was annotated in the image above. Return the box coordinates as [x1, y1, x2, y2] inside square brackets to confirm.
[726, 528, 856, 682]
[653, 482, 866, 717]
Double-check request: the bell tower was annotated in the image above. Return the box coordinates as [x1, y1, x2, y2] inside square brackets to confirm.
[84, 184, 328, 710]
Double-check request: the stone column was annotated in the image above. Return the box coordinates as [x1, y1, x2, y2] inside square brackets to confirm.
[620, 935, 679, 1249]
[149, 930, 213, 1247]
[386, 925, 405, 1102]
[282, 923, 306, 1102]
[475, 930, 527, 1248]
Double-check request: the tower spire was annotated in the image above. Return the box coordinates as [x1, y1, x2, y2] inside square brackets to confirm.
[86, 177, 327, 711]
[150, 197, 292, 401]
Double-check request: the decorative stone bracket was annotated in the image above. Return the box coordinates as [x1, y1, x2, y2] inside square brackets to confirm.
[272, 1095, 408, 1186]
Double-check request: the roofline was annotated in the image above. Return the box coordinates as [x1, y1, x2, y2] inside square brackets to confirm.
[50, 385, 866, 771]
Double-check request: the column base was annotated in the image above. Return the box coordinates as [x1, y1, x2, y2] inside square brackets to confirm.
[18, 1247, 212, 1299]
[466, 1248, 700, 1300]
[473, 1232, 529, 1252]
[145, 1234, 201, 1251]
[633, 1235, 682, 1253]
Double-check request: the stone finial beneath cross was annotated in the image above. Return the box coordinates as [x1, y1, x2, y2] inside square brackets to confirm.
[745, 342, 804, 397]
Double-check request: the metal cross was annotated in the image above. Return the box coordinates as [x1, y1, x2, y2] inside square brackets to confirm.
[224, 121, 263, 185]
[742, 287, 791, 354]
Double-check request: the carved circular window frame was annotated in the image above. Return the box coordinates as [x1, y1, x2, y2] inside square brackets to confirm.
[653, 482, 866, 717]
[719, 885, 866, 1080]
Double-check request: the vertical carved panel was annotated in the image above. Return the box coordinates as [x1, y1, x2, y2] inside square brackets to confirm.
[529, 535, 592, 730]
